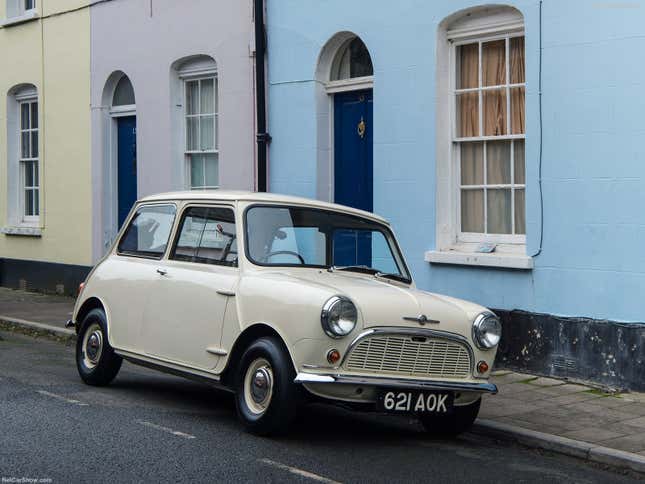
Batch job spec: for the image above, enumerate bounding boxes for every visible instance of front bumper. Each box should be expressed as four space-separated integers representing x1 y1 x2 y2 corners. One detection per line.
294 372 497 394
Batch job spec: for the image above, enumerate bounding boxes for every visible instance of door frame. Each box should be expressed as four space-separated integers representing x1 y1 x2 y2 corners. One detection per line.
105 104 137 246
325 77 373 204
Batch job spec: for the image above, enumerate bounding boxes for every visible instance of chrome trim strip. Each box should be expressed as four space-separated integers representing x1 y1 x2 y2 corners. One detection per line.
341 326 475 371
294 372 497 394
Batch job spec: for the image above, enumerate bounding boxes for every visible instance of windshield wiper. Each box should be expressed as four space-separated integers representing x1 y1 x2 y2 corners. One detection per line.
375 271 411 284
327 265 379 274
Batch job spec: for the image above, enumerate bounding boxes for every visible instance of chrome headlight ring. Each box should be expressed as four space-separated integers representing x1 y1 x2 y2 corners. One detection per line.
472 312 502 350
321 296 358 338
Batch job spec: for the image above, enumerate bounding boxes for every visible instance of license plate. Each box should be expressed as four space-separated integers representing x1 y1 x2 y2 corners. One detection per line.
377 390 453 414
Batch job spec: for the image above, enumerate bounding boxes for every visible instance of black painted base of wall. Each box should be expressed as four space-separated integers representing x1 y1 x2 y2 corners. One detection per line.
495 309 645 392
0 258 91 296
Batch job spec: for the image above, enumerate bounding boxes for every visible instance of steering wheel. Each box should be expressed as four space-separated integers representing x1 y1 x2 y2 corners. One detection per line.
263 250 305 264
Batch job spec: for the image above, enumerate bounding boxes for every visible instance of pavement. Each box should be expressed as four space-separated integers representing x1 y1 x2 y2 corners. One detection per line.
2 286 645 478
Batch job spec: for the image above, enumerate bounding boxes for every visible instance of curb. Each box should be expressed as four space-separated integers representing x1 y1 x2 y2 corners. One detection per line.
472 419 645 474
0 315 76 341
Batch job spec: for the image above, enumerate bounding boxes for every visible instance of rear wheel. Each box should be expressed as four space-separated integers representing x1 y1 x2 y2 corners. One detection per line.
76 308 122 386
235 337 299 436
419 398 481 437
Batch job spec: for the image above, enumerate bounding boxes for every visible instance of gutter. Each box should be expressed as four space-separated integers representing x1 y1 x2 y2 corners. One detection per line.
254 0 270 192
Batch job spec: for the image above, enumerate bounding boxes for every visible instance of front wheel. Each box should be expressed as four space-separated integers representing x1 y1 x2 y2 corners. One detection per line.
76 308 122 386
235 337 299 436
419 397 481 437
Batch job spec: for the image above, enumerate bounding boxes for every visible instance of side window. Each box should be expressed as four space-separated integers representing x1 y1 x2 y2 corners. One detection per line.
117 204 176 258
171 206 237 266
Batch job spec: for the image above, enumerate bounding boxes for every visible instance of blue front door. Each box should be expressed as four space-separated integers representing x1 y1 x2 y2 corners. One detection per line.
333 89 373 266
117 116 137 228
334 89 373 212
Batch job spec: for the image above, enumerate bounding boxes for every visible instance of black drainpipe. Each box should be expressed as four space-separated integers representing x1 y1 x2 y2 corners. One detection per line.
254 0 270 192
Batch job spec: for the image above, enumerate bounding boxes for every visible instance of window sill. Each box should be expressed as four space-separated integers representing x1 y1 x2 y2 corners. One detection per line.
0 10 39 28
425 248 533 270
1 226 42 237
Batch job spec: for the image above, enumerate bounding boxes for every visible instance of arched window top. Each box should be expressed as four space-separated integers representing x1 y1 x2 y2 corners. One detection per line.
444 5 523 40
330 37 373 81
112 76 135 107
176 55 217 79
9 83 37 101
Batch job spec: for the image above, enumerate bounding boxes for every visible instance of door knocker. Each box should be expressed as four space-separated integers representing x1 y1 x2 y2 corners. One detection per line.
357 116 366 139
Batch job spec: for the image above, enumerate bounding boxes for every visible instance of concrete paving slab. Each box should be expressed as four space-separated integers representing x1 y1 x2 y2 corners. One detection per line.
619 416 645 429
596 434 645 454
562 427 626 443
526 377 565 387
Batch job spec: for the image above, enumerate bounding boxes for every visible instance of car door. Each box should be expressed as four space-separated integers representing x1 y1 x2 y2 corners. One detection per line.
141 204 239 370
105 202 177 352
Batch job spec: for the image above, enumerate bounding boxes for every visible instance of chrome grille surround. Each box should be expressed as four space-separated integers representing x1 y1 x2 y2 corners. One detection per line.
343 329 473 379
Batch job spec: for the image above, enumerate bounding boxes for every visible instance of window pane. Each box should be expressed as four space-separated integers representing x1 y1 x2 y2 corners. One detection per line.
21 132 30 158
460 142 483 185
456 92 479 138
186 117 199 151
204 153 219 187
486 141 511 184
190 154 204 188
457 43 478 89
200 78 215 114
112 76 135 106
514 139 525 184
25 189 34 216
185 81 199 115
33 189 39 216
31 131 38 158
200 115 215 150
196 208 237 265
172 209 207 261
461 189 484 233
510 36 525 84
30 102 38 128
483 88 507 136
487 189 512 234
24 161 34 187
515 189 525 234
482 40 506 87
349 37 374 78
117 204 177 257
511 86 525 134
21 104 29 130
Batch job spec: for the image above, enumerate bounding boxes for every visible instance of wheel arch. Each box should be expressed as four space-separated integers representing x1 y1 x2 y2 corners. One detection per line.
75 296 110 336
221 322 296 387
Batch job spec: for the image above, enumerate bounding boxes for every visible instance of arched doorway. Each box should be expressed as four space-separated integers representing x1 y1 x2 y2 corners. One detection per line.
316 33 374 213
110 75 137 228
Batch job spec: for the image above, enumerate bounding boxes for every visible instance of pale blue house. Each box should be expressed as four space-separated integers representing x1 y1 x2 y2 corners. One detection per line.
265 0 645 389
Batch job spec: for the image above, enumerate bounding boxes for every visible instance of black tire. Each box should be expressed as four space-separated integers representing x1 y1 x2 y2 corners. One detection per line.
419 397 481 437
76 308 122 386
234 336 299 436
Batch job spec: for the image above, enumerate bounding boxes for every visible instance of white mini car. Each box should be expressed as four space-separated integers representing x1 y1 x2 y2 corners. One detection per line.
70 191 500 435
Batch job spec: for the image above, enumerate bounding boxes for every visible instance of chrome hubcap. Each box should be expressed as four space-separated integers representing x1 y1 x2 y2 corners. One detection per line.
244 358 274 415
82 323 103 369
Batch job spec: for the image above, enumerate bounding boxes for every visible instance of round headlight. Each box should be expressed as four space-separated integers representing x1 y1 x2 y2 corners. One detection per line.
321 296 357 338
472 312 502 349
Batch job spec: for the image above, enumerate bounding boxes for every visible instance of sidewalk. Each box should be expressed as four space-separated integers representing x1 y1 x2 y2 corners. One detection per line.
1 287 645 472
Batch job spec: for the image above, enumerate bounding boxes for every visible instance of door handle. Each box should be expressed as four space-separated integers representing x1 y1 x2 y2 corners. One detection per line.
156 268 168 276
216 290 235 297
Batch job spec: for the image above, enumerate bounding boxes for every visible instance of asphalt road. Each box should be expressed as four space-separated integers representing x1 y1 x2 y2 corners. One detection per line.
0 330 642 484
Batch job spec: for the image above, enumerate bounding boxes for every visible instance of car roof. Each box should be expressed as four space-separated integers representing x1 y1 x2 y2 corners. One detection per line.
138 190 389 224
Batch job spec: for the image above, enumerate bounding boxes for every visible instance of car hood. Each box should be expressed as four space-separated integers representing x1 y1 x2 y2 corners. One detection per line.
264 269 488 338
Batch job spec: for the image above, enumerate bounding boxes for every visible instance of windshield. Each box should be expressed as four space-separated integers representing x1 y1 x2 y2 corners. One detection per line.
245 205 411 282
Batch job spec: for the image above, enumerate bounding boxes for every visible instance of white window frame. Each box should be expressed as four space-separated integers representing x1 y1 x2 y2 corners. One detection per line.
428 8 532 269
18 97 39 223
451 31 526 245
181 71 219 190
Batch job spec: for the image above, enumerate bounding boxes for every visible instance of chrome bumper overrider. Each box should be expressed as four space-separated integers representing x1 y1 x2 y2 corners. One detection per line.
294 372 498 394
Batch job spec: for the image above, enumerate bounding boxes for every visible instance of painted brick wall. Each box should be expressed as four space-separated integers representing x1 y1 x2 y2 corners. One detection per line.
267 0 645 323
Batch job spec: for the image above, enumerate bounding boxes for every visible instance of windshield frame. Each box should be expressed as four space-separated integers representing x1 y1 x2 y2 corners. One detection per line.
243 203 412 283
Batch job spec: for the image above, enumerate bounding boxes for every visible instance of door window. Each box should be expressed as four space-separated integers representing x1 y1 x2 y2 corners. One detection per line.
171 206 237 266
117 204 176 258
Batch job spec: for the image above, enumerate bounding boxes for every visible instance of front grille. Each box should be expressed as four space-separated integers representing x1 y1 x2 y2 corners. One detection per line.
344 334 472 378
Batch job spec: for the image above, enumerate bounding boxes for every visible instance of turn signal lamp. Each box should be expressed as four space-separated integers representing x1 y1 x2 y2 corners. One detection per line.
477 360 489 374
327 349 341 365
